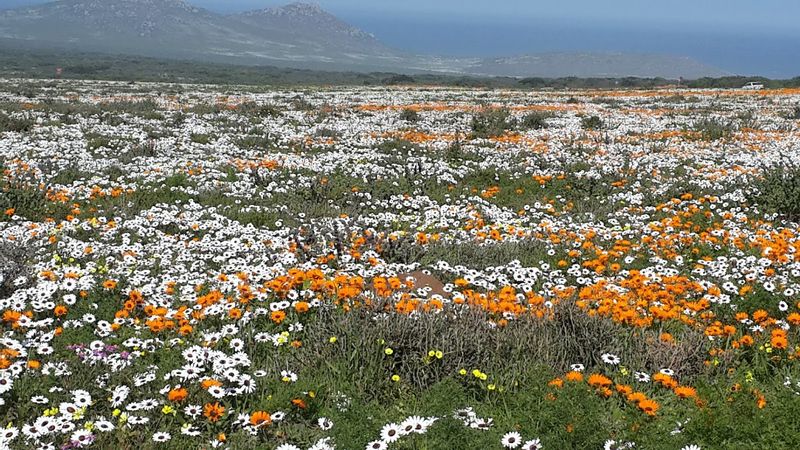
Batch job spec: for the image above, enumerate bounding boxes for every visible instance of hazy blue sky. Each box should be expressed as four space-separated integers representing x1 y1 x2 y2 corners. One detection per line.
3 0 800 76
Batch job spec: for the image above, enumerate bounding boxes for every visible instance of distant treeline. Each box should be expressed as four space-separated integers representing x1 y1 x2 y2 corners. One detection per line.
0 42 797 89
684 76 800 89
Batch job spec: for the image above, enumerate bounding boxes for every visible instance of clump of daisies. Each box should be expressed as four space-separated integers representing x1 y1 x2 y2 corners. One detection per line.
365 416 438 449
501 431 543 450
453 407 493 430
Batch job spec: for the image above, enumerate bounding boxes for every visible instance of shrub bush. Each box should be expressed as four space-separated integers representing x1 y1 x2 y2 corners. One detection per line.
520 111 552 130
470 108 515 138
750 153 800 221
580 115 603 130
689 117 737 141
237 101 282 118
190 133 211 144
399 108 420 123
0 241 33 299
0 112 34 133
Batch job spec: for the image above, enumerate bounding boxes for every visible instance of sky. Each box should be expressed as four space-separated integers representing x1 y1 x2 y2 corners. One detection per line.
3 0 800 77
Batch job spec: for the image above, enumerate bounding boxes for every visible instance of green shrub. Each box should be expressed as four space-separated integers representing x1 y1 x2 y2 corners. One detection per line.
580 115 603 130
118 140 158 163
236 101 282 118
399 108 420 123
315 128 340 138
85 134 113 151
190 133 211 144
520 111 552 130
688 117 737 141
235 135 274 150
470 108 515 138
0 113 34 133
750 154 800 221
0 241 33 299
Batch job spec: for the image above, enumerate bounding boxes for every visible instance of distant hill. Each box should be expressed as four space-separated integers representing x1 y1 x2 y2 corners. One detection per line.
0 0 728 78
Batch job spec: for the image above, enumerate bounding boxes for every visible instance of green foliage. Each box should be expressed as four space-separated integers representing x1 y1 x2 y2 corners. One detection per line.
234 134 274 150
398 108 420 123
48 166 93 186
315 128 341 139
0 177 70 222
749 153 800 221
580 115 604 130
190 133 211 144
0 112 34 132
686 76 795 89
117 139 158 163
519 111 552 130
237 100 282 118
0 241 32 298
470 108 515 138
688 117 737 141
382 74 416 85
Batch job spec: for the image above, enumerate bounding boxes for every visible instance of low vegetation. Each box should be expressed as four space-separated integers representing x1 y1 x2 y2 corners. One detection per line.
1 79 800 449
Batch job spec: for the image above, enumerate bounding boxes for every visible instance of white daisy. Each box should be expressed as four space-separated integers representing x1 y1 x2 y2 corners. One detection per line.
152 432 171 442
380 423 402 443
521 438 543 450
601 353 621 365
501 431 522 448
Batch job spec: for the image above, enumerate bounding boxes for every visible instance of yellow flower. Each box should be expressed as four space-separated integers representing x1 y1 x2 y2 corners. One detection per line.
391 374 400 382
111 409 121 417
83 422 94 431
162 405 176 416
472 369 482 378
479 373 488 381
329 336 337 343
428 350 436 357
459 369 467 376
435 350 443 359
72 407 86 421
487 384 496 391
384 348 394 355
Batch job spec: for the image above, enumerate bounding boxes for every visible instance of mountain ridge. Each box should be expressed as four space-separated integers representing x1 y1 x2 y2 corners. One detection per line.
0 0 728 78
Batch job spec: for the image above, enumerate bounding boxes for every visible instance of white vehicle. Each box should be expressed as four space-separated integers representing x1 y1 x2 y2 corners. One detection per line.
742 82 764 90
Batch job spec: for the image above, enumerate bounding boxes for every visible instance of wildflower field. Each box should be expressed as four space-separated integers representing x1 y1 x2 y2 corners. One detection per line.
2 79 800 449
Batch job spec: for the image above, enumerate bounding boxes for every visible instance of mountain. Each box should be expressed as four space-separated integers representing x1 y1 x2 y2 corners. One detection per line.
0 0 405 71
228 2 402 67
0 0 727 78
0 0 259 63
